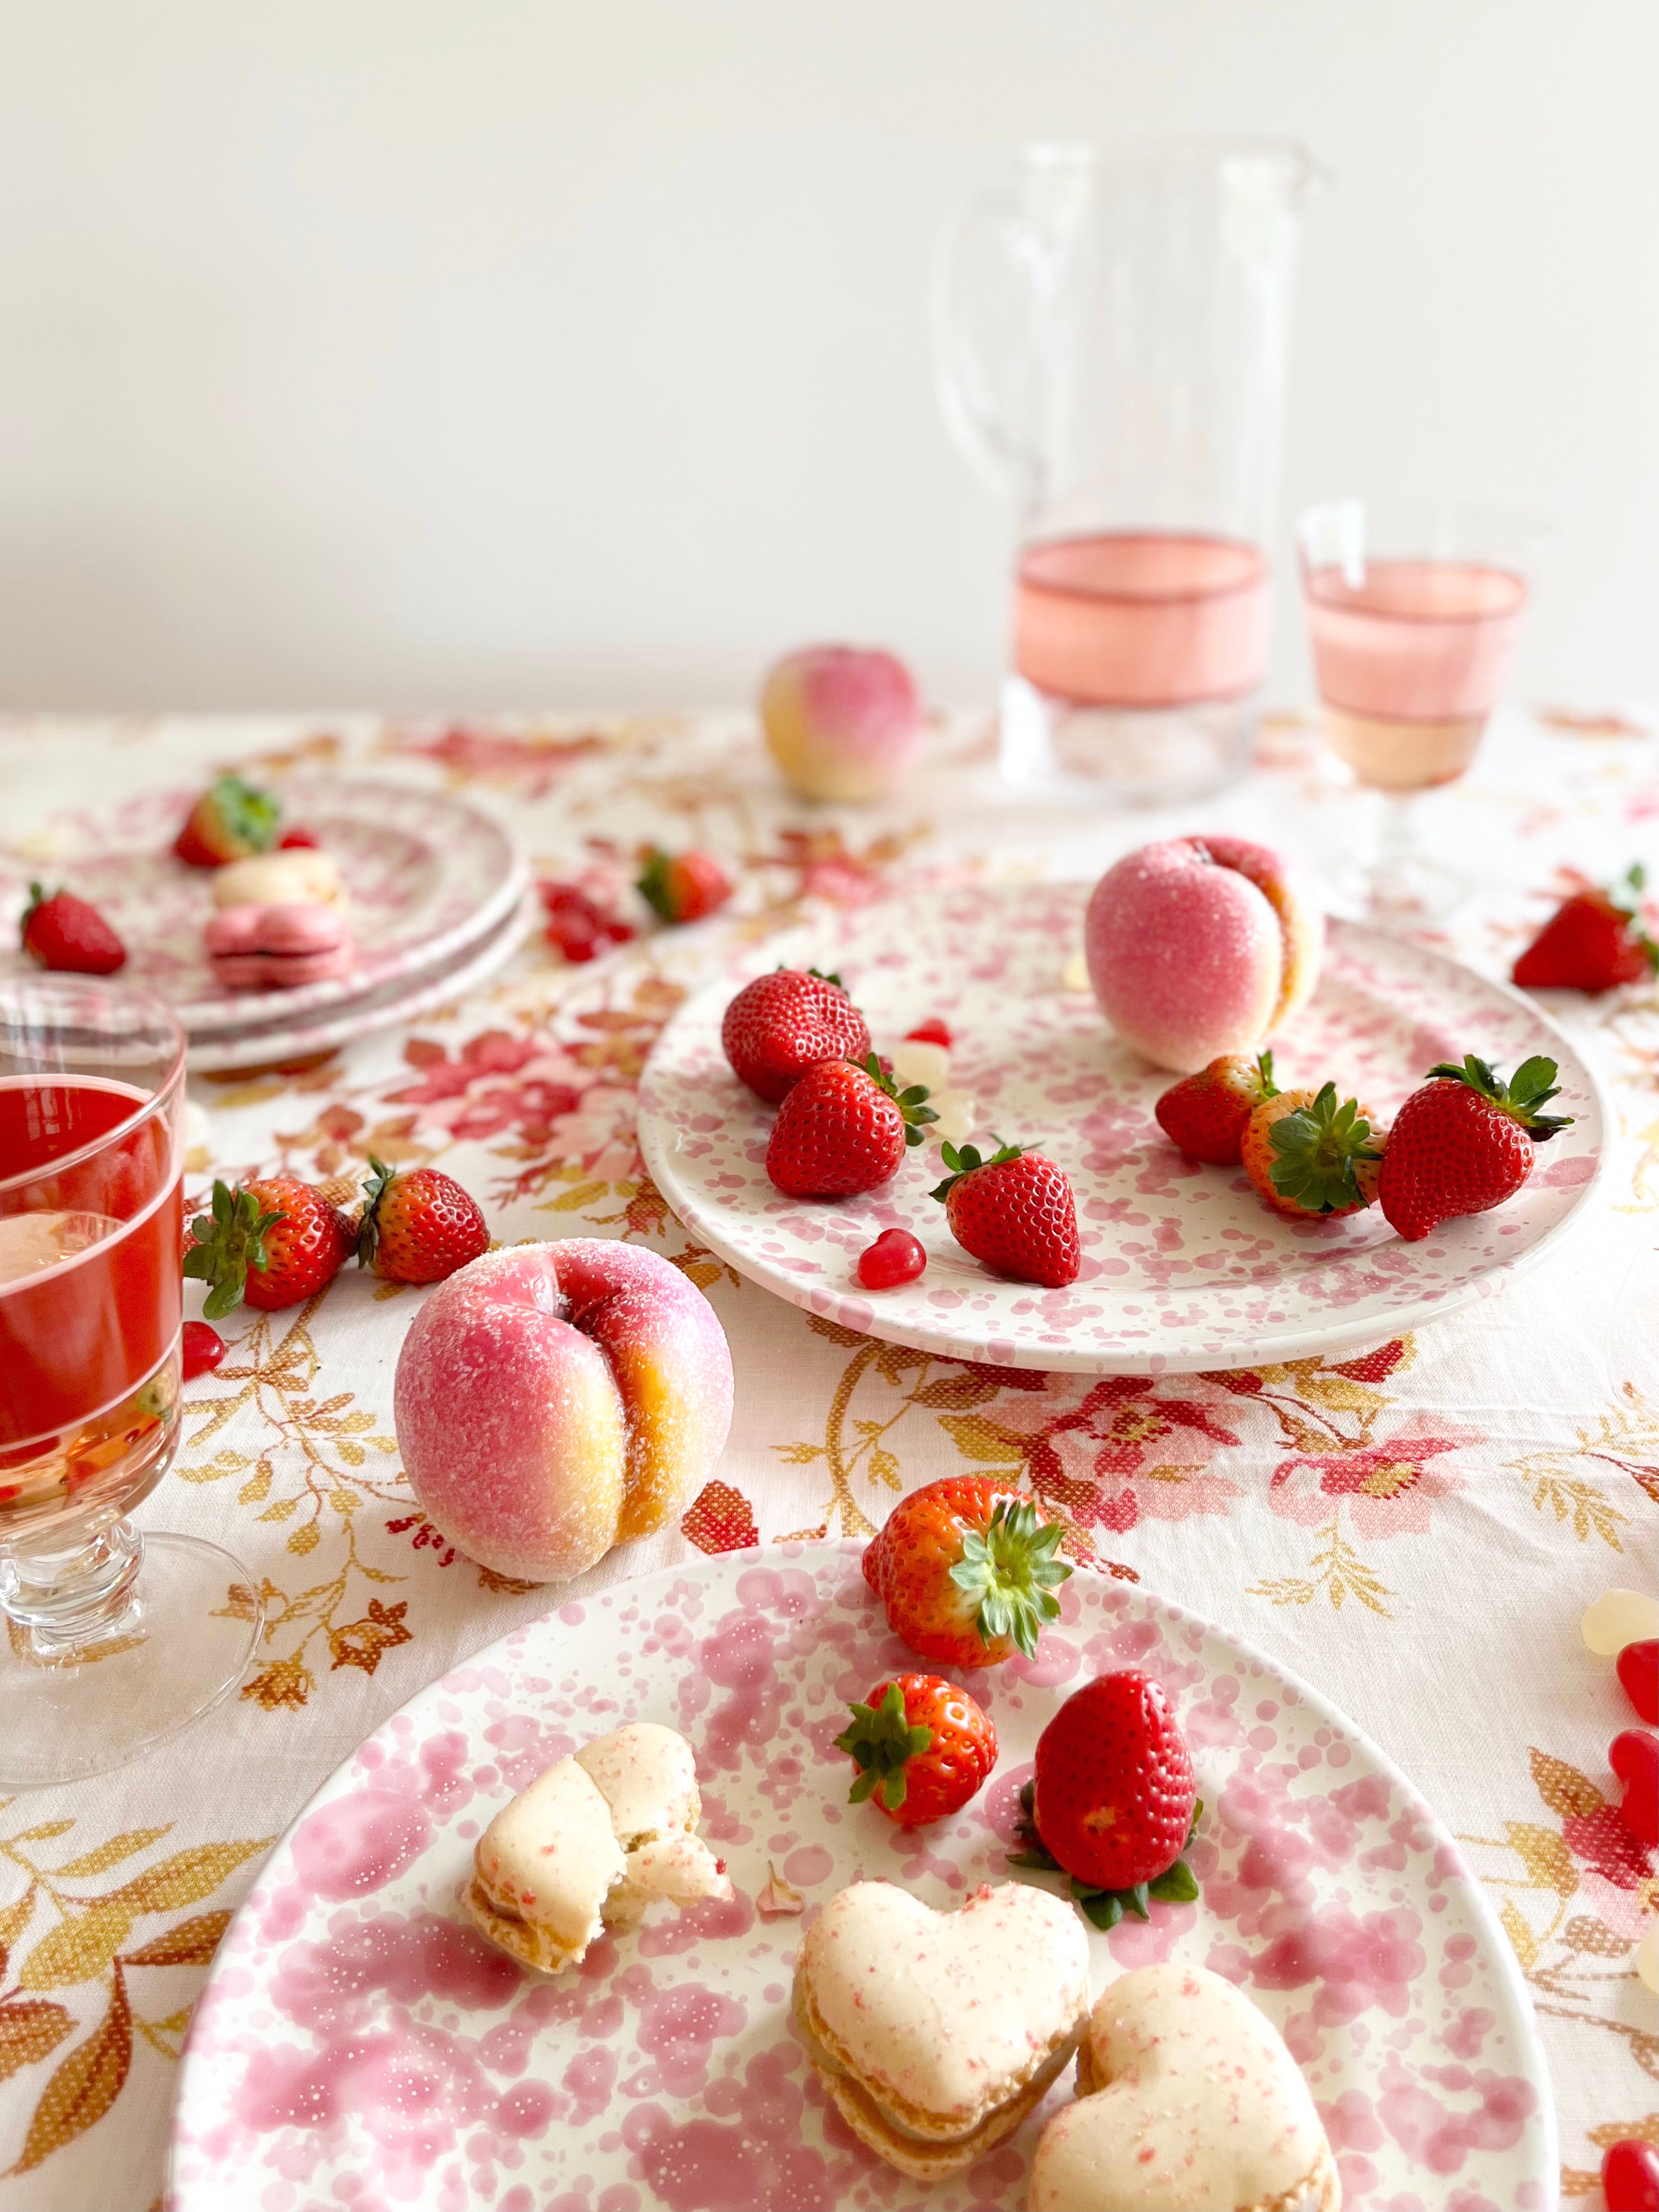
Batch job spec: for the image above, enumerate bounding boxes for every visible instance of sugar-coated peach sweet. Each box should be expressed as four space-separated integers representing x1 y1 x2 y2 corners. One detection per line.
1084 835 1324 1073
393 1241 734 1582
760 644 924 803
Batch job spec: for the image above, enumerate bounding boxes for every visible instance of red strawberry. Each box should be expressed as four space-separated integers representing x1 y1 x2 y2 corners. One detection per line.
19 883 127 975
863 1477 1071 1670
638 846 732 924
356 1156 489 1283
930 1139 1079 1288
1240 1082 1384 1219
1030 1670 1198 1897
835 1674 997 1829
765 1054 935 1198
183 1177 354 1317
278 826 319 849
1378 1054 1571 1242
173 774 281 867
1512 866 1658 992
722 967 872 1104
1155 1051 1278 1165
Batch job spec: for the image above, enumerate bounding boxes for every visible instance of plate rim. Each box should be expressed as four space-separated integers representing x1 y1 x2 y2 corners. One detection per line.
637 890 1610 1374
180 779 529 1032
166 1537 1559 2210
184 888 539 1074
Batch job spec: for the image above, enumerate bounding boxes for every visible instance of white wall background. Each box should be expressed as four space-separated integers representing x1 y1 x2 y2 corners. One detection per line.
0 0 1654 715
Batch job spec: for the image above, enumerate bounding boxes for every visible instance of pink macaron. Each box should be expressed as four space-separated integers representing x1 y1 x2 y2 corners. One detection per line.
206 902 355 991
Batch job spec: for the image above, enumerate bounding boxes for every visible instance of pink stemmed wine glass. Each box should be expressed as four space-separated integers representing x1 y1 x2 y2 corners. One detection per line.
1298 500 1547 922
0 977 262 1786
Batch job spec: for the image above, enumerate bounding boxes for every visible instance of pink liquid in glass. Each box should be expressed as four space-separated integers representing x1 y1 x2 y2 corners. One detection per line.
1013 532 1271 709
0 1076 182 1534
1304 558 1528 790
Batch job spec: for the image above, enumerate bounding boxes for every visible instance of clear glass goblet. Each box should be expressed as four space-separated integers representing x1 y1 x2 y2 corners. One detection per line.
1298 499 1547 923
0 977 262 1787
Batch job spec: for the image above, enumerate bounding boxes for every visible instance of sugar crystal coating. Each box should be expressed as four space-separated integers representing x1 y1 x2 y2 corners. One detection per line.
394 1240 734 1582
1084 837 1323 1073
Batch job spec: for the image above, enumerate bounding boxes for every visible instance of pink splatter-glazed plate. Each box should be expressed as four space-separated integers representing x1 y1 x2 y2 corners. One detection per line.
183 889 541 1075
637 881 1606 1373
0 778 527 1035
166 1544 1556 2212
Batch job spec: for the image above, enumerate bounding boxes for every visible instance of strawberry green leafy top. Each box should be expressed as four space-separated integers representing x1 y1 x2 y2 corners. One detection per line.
948 1496 1071 1659
834 1683 935 1813
1266 1084 1381 1214
1425 1054 1573 1140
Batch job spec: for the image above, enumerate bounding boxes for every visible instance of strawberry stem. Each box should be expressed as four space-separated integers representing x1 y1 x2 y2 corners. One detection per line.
834 1683 934 1812
929 1136 1024 1201
1266 1084 1381 1213
1424 1054 1573 1141
1007 1782 1202 1928
355 1156 397 1268
947 1496 1071 1659
181 1179 284 1321
858 1053 938 1147
636 848 676 921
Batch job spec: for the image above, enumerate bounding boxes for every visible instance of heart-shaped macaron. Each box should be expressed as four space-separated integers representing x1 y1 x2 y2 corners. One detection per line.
1029 1962 1339 2212
793 1879 1090 2179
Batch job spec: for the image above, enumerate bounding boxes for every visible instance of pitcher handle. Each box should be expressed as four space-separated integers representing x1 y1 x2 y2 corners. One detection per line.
930 188 1045 509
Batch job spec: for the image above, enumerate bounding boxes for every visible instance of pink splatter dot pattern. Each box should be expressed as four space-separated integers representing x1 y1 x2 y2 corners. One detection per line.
637 883 1605 1375
170 1544 1553 2212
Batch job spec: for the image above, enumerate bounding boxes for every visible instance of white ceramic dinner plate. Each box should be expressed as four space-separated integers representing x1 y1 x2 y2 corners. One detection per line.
0 776 528 1034
637 881 1606 1373
168 1543 1556 2212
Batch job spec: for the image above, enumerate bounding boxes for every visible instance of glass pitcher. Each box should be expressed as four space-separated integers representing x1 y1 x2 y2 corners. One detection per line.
935 139 1322 804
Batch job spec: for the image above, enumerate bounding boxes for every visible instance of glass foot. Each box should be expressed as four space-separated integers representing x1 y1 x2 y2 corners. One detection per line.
0 1531 263 1788
999 675 1255 806
1327 849 1473 927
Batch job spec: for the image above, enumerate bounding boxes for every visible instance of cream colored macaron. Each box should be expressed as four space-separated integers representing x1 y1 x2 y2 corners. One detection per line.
461 1721 730 1975
211 848 345 909
793 1880 1090 2181
1029 1962 1340 2212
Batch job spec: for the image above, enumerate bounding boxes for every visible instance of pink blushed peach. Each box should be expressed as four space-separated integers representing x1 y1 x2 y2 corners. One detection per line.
759 644 924 803
1085 835 1324 1072
393 1241 734 1583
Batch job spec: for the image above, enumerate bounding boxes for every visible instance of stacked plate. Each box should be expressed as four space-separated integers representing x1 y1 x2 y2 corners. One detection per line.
1 779 534 1071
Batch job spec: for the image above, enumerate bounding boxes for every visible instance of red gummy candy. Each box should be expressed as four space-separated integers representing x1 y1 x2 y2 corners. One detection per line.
181 1320 227 1381
1604 2138 1659 2212
1617 1638 1659 1724
905 1018 952 1049
1609 1728 1658 1847
857 1228 927 1291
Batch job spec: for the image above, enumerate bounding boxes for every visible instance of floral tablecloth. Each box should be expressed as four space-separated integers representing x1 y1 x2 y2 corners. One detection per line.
0 704 1653 2212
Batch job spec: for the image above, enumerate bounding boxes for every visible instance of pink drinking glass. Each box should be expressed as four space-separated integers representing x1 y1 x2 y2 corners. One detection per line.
1298 500 1546 921
0 978 262 1785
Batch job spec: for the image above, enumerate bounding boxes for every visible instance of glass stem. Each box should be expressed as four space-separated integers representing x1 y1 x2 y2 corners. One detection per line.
1370 790 1420 911
0 1519 143 1663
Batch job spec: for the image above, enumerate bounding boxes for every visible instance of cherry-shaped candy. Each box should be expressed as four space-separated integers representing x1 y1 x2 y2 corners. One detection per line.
857 1228 927 1291
1617 1638 1659 1724
181 1320 227 1381
1603 2137 1659 2212
1609 1728 1658 1847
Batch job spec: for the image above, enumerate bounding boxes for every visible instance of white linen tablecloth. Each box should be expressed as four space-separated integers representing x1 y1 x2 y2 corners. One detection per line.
0 704 1653 2210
